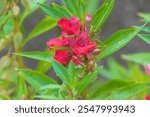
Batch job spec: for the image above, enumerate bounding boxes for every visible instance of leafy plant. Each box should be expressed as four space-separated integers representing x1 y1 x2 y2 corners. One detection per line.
0 0 149 100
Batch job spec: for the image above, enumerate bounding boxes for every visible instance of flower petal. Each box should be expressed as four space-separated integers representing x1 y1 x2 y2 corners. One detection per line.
58 16 81 35
47 38 63 47
54 50 71 65
73 42 97 56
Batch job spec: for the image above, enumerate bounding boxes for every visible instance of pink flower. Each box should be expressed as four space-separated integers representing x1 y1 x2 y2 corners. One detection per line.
145 95 150 100
58 16 81 35
146 64 150 76
86 13 92 22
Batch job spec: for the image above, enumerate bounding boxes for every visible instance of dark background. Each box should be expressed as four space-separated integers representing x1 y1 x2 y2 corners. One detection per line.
1 0 150 69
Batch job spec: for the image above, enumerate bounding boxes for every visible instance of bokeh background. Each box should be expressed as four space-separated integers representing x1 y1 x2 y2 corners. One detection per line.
1 0 150 69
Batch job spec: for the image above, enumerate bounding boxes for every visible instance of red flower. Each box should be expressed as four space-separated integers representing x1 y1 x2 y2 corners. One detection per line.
47 16 97 65
145 95 150 100
58 16 81 35
47 38 63 47
54 50 72 65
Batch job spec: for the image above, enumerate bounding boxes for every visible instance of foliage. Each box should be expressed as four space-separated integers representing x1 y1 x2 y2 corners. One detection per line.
137 13 150 45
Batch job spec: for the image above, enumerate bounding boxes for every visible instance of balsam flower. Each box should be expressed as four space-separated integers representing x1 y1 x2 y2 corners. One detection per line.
47 16 97 65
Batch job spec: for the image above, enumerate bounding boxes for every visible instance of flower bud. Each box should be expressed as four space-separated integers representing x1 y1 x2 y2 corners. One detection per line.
146 64 150 76
86 13 92 22
13 31 23 50
12 5 20 16
93 48 101 55
0 56 12 71
88 61 94 69
0 38 10 51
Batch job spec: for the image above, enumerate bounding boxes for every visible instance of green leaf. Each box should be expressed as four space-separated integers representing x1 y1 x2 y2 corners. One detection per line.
96 28 139 61
37 61 52 73
76 68 100 95
64 0 80 18
0 16 7 26
85 0 100 15
30 0 48 11
91 79 150 100
3 18 14 35
35 95 60 100
0 31 5 39
87 79 105 98
136 26 150 33
23 16 57 46
20 0 48 24
138 13 150 22
18 69 57 89
138 34 150 44
39 4 65 18
0 79 11 85
14 51 53 63
52 60 70 86
36 49 52 73
0 38 10 51
0 95 11 100
52 2 72 19
122 53 150 66
106 82 150 100
91 0 115 33
78 0 86 22
16 77 27 100
39 84 61 91
100 58 127 80
68 61 75 84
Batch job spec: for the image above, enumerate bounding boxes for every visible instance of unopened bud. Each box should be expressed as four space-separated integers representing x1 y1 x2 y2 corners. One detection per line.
12 5 20 16
13 32 23 50
93 48 101 55
0 56 12 71
86 13 92 22
88 61 94 69
72 55 78 60
146 64 150 76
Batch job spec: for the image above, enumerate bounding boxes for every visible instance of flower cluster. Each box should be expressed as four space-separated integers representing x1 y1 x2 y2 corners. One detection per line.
47 16 97 65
